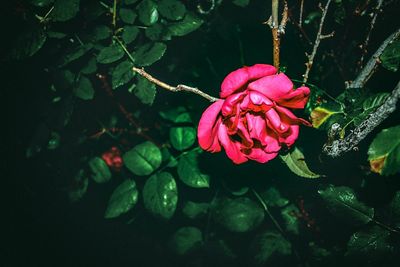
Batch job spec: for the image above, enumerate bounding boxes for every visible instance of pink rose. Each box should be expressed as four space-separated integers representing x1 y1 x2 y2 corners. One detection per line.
197 64 311 164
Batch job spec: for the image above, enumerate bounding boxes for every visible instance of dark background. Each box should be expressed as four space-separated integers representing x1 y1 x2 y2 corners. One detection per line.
10 0 400 266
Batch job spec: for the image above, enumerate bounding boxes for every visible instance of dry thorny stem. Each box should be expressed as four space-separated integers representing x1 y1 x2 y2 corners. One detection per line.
302 0 334 84
132 67 219 102
324 28 400 157
299 0 304 27
347 28 400 89
266 0 288 69
358 0 384 69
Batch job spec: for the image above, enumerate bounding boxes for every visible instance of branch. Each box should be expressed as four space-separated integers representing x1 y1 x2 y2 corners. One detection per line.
347 28 400 89
299 0 304 27
271 0 280 68
132 67 219 102
302 0 333 84
358 0 383 68
323 80 400 157
266 0 288 69
115 37 219 102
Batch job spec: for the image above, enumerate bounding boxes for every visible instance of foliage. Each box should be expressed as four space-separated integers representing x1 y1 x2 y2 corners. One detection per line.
368 125 400 175
12 0 400 266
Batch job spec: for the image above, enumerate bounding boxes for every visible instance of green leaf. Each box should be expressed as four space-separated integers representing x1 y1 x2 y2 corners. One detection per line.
170 127 196 151
347 226 394 258
249 231 292 266
177 150 210 188
390 191 400 224
363 93 389 111
214 197 264 232
74 76 94 100
91 25 111 41
145 23 172 41
10 27 47 60
168 227 202 255
281 204 300 235
380 37 400 72
310 102 343 129
351 92 390 126
280 147 321 178
133 42 167 66
182 201 209 219
134 76 157 105
47 31 67 39
59 43 93 67
318 185 374 226
104 179 139 218
120 8 137 24
54 69 75 90
261 187 289 208
52 0 80 22
158 0 186 21
81 57 97 74
88 157 111 183
123 141 161 176
68 170 88 202
169 13 203 37
159 107 190 122
121 26 139 44
368 125 400 175
142 172 178 219
137 0 159 26
97 44 124 64
161 147 178 167
31 0 54 7
111 60 134 89
233 0 250 7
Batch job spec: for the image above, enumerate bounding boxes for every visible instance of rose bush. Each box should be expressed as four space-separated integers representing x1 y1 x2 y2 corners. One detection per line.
197 64 311 164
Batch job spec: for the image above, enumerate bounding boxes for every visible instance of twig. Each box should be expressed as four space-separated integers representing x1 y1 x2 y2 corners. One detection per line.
373 218 400 235
279 0 289 34
299 0 304 26
323 80 400 157
288 9 313 45
132 67 219 102
115 37 219 102
302 0 333 84
347 28 400 89
271 0 280 68
252 189 285 234
95 73 159 145
112 0 117 28
252 189 303 265
358 0 384 68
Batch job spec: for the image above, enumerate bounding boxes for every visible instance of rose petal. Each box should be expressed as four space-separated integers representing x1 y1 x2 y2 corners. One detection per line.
221 92 246 117
198 100 224 151
246 113 281 152
248 73 310 109
276 86 311 109
237 120 253 148
245 148 278 163
264 128 281 153
246 64 277 80
266 108 289 133
208 118 223 152
278 125 299 147
220 68 249 98
248 72 293 97
275 106 311 126
218 123 248 164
